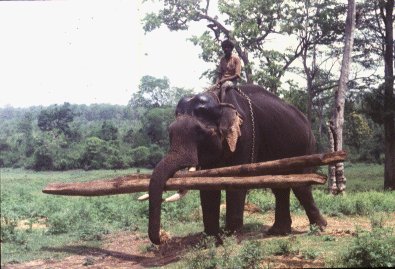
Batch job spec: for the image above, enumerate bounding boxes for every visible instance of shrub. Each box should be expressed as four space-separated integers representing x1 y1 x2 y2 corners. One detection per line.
129 146 150 167
268 237 299 256
302 248 319 260
185 237 219 269
1 216 26 244
236 240 265 269
247 190 275 213
47 212 70 235
340 228 395 268
32 145 53 171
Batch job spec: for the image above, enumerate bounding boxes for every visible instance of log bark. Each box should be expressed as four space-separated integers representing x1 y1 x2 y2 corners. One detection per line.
42 173 327 196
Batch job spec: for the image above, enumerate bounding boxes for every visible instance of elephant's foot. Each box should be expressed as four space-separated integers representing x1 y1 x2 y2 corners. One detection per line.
311 215 328 231
267 223 292 236
203 232 224 246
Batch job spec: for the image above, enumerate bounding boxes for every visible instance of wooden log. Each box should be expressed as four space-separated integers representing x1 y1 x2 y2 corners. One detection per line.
42 173 326 196
84 151 345 180
42 151 344 196
174 150 346 178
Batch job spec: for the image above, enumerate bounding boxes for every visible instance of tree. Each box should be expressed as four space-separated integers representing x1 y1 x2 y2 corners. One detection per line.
328 0 356 194
143 0 336 93
129 75 194 109
130 76 171 108
37 103 75 138
17 112 35 157
99 121 118 141
142 107 175 148
354 0 394 190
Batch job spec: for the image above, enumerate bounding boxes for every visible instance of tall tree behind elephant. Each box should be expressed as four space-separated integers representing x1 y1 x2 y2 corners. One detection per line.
147 84 327 245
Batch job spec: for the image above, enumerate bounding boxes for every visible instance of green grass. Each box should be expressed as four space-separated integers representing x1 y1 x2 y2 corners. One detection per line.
1 168 151 264
1 163 394 267
315 162 384 192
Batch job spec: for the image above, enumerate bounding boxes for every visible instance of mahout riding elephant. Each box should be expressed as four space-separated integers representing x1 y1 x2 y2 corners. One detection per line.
147 84 327 245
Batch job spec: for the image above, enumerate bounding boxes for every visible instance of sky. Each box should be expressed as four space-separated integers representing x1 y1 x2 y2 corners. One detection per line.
0 0 213 108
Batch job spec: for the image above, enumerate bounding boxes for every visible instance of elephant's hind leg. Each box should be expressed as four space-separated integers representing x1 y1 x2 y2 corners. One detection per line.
267 188 292 235
292 186 327 230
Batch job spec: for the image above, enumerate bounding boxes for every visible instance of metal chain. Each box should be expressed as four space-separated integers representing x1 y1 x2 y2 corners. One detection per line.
236 88 256 163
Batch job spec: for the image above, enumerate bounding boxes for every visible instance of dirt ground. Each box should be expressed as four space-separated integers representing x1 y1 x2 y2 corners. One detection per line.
3 210 394 269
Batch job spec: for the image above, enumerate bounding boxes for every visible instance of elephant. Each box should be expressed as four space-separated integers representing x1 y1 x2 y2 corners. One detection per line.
147 84 327 245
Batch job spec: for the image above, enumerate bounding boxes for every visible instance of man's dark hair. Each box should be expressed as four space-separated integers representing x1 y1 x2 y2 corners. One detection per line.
221 39 234 49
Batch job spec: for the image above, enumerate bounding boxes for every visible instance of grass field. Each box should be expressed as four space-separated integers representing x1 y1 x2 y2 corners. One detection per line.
1 164 394 268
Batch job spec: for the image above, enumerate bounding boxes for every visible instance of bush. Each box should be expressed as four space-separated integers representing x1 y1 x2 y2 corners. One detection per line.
47 212 70 234
129 146 150 167
32 145 53 171
184 237 265 269
1 216 26 244
268 237 299 256
236 240 265 269
340 228 395 268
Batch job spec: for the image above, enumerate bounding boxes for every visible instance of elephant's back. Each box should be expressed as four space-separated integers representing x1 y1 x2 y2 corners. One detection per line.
238 84 315 160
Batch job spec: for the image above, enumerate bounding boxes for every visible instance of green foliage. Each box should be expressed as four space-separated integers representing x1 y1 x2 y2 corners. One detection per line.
311 190 395 216
1 217 27 245
81 137 125 170
268 237 300 256
37 102 75 138
142 107 174 147
0 75 197 171
344 112 372 149
236 240 265 269
302 248 319 260
129 75 193 109
339 228 395 268
32 145 54 171
1 167 394 266
99 121 118 141
184 237 265 269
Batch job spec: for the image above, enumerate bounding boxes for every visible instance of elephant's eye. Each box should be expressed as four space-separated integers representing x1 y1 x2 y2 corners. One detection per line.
194 106 207 117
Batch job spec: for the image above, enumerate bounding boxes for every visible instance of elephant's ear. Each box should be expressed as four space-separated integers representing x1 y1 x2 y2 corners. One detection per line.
219 104 243 152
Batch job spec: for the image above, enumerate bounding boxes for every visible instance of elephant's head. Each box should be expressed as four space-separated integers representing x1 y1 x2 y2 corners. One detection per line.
148 92 243 244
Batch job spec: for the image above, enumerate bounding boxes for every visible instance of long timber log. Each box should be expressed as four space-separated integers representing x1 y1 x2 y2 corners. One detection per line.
42 173 327 196
42 151 345 196
174 151 346 178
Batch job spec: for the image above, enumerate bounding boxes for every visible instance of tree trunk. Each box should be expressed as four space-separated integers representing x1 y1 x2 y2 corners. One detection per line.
327 122 337 193
328 0 356 194
383 0 395 190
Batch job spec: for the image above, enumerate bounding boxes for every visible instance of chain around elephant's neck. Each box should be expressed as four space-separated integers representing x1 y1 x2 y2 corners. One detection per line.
235 87 256 163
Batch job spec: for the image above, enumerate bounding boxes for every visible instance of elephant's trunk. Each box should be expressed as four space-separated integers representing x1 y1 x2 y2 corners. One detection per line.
148 151 197 245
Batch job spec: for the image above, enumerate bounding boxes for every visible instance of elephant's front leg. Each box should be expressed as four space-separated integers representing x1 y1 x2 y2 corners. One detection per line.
225 190 247 233
200 190 221 236
268 188 292 235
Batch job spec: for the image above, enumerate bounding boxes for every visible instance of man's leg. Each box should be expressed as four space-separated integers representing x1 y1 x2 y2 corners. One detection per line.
220 81 235 101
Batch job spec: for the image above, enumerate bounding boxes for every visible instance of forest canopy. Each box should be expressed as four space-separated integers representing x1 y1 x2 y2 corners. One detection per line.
0 73 383 171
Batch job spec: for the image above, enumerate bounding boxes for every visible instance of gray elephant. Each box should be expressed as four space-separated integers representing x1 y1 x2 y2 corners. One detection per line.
147 84 327 245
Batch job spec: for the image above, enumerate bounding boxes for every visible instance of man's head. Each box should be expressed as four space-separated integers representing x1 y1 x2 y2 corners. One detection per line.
221 39 234 50
221 39 234 57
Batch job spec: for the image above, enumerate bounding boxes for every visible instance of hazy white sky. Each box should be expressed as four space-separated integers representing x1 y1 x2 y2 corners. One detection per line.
0 0 212 108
